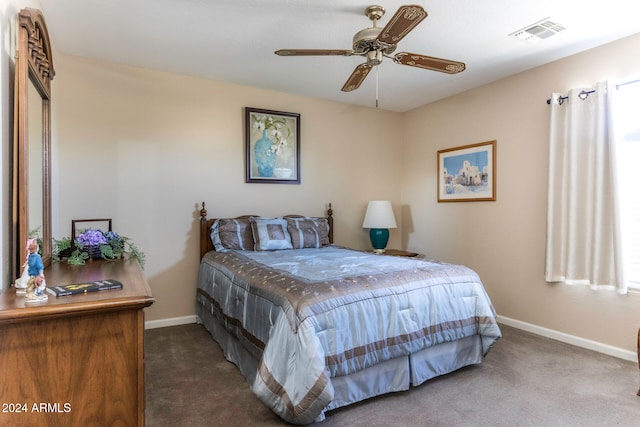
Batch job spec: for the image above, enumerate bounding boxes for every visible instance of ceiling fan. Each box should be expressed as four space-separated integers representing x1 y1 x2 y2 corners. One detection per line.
275 4 466 93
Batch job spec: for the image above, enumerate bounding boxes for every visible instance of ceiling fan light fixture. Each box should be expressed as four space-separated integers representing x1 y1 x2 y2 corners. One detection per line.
353 27 389 54
367 50 383 66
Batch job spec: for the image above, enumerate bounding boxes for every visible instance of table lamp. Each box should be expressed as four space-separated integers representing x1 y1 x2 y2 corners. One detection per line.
362 200 397 254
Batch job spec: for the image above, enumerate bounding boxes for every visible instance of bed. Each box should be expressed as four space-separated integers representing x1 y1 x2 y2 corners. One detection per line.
195 202 501 424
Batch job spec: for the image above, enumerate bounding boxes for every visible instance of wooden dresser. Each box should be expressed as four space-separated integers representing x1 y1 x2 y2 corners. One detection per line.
0 259 155 426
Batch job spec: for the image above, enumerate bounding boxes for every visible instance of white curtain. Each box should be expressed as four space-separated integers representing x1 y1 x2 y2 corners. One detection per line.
545 81 627 293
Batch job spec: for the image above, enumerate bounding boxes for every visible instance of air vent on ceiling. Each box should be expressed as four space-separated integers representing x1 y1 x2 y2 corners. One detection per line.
509 18 565 42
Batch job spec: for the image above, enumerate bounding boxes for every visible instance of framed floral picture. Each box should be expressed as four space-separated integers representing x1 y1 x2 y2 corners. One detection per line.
437 140 496 202
245 107 300 184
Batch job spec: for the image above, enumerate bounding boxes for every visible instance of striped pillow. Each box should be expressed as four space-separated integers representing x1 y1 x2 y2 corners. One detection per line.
286 217 330 249
250 218 293 251
210 218 255 252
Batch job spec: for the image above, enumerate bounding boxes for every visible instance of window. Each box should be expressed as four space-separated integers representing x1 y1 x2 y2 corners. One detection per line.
613 79 640 289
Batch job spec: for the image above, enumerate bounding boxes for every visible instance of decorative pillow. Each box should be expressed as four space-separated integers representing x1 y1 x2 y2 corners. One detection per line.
286 217 330 249
210 218 255 252
250 218 293 251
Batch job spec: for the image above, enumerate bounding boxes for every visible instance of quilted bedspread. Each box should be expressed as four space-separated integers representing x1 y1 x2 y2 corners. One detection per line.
196 246 501 424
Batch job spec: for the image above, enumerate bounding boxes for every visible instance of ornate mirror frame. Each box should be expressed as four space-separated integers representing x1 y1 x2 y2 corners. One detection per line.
13 8 55 276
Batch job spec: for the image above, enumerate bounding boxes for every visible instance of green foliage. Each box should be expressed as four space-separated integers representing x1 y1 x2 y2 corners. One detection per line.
52 231 146 269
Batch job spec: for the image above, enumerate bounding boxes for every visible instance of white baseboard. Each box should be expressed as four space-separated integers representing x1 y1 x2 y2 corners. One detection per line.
143 313 636 362
145 315 197 330
497 315 637 362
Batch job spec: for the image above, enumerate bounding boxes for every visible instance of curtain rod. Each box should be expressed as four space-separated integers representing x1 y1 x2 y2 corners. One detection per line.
617 78 640 88
545 78 640 105
546 90 594 105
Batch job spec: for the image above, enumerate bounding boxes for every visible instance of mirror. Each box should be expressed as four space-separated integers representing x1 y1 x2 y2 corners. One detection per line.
13 8 55 277
28 81 43 241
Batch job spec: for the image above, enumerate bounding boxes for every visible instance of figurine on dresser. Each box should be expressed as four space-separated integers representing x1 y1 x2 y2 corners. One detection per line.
13 256 30 295
23 238 48 303
13 238 37 294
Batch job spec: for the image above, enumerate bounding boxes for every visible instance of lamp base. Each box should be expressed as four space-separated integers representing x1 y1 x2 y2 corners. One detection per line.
372 248 386 255
369 228 389 253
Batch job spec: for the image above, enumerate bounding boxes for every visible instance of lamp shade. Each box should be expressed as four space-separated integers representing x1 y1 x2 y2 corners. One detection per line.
362 201 397 229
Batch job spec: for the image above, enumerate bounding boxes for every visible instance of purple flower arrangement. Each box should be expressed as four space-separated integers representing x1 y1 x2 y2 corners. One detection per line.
53 229 145 268
75 229 108 246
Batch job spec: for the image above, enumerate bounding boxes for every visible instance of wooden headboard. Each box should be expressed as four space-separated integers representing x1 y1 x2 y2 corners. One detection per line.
198 202 334 259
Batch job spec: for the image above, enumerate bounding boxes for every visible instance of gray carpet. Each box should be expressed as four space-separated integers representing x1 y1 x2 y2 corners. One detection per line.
144 323 640 426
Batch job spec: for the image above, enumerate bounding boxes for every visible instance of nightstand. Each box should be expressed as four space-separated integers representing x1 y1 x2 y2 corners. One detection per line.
379 249 419 257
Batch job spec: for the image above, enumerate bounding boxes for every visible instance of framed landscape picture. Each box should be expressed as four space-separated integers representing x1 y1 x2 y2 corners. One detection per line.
437 140 496 202
245 107 300 184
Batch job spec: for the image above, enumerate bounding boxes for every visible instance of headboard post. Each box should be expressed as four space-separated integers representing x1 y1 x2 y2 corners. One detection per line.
327 202 333 244
199 202 209 259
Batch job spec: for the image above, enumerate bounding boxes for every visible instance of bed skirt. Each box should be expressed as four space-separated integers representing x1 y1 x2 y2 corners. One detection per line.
196 301 484 422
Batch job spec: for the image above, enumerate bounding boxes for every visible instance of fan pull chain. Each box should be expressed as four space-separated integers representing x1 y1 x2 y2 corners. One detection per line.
375 66 379 108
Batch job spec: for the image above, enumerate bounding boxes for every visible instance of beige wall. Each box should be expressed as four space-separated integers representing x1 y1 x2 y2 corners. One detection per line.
53 55 403 322
3 1 638 354
402 33 640 352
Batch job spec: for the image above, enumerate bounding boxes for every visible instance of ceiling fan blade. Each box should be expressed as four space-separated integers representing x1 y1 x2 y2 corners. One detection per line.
393 52 466 74
275 49 354 56
341 63 372 92
377 5 427 45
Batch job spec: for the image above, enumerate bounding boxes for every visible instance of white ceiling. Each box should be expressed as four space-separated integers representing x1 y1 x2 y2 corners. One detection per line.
40 0 640 112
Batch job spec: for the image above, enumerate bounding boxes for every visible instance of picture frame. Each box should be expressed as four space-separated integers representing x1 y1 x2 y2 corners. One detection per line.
245 107 300 184
58 218 113 259
437 140 496 202
71 218 112 249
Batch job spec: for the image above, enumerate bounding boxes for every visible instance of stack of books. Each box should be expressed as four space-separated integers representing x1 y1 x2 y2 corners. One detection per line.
47 279 123 297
